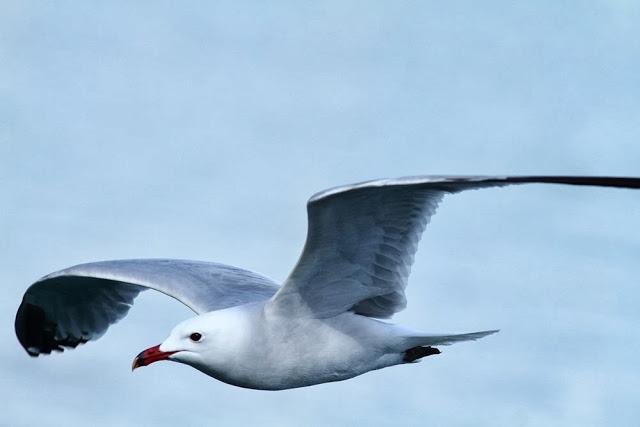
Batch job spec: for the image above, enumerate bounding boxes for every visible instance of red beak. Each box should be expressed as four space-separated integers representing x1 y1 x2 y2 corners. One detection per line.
132 344 177 370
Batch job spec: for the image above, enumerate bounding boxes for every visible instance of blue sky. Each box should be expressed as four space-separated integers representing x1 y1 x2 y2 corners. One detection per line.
2 1 640 425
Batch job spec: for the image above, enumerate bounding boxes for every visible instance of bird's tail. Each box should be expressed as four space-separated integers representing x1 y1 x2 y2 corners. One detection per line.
402 329 499 348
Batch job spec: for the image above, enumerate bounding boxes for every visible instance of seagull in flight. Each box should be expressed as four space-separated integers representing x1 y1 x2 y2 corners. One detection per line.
15 176 640 390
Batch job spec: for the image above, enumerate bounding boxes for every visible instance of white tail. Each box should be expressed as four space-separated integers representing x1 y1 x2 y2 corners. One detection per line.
403 329 499 348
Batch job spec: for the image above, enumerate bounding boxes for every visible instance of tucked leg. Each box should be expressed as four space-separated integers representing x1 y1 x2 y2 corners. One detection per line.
403 346 441 362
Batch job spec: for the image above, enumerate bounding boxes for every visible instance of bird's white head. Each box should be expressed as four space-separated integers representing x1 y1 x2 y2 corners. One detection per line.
131 309 247 374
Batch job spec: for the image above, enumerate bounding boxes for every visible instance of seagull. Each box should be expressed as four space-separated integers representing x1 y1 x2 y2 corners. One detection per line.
14 175 640 390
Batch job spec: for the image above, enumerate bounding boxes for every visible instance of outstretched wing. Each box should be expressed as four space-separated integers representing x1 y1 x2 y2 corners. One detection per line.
15 259 279 356
269 175 640 319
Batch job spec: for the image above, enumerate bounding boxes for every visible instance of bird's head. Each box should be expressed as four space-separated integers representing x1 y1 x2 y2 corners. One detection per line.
131 313 226 372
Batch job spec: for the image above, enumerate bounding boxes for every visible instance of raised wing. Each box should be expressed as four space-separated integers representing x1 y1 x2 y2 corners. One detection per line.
269 175 640 319
15 259 279 356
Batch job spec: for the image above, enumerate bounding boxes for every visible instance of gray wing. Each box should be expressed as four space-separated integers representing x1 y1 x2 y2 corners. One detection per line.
15 259 279 356
269 175 640 319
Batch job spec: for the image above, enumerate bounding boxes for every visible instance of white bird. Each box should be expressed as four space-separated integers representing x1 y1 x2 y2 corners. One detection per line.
15 175 640 390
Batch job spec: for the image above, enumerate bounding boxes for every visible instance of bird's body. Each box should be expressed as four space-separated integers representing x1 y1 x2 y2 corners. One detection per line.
14 175 640 390
180 303 402 390
161 301 490 390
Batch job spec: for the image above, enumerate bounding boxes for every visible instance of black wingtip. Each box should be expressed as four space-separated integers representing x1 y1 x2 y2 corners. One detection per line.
15 301 64 357
505 176 640 189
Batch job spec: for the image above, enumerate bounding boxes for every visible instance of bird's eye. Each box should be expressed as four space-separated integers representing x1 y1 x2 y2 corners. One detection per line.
189 332 202 342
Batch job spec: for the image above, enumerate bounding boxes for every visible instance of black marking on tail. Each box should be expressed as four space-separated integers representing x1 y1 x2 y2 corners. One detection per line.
403 346 441 362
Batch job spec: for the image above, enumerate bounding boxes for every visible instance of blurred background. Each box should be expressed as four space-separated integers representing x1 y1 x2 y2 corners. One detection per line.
1 1 639 426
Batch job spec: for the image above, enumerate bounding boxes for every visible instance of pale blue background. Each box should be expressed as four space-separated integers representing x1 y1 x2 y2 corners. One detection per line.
2 1 640 426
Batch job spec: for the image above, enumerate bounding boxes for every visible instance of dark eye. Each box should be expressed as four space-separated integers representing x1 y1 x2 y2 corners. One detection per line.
189 332 202 342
